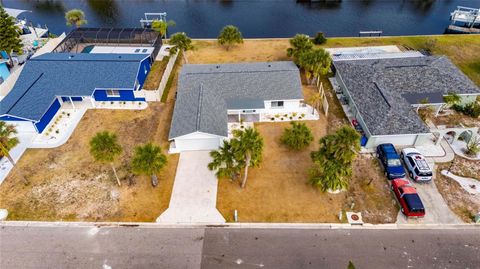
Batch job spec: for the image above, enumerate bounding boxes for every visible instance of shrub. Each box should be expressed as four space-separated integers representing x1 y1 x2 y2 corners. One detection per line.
280 121 314 150
271 118 275 121
453 102 480 118
312 32 327 45
465 137 480 156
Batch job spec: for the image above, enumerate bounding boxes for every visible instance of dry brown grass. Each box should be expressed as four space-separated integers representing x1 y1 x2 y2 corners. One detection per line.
0 82 180 222
142 57 170 90
436 159 480 223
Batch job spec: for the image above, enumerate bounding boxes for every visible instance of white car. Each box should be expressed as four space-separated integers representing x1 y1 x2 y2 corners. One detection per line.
400 148 433 182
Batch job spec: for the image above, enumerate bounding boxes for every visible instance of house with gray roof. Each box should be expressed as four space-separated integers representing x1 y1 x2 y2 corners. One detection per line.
333 55 480 149
0 52 152 134
169 61 313 152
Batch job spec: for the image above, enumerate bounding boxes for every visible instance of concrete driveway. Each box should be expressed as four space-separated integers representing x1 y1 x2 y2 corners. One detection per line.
157 151 225 224
396 162 462 224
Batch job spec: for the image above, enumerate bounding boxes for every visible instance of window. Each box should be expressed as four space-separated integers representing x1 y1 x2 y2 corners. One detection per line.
387 158 402 167
142 49 148 53
407 157 415 167
134 49 140 53
106 89 120 97
271 101 284 108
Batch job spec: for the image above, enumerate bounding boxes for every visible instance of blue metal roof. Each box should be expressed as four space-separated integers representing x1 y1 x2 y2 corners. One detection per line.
0 53 148 121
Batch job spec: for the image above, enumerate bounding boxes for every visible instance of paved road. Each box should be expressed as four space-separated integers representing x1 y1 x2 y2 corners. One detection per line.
1 224 479 269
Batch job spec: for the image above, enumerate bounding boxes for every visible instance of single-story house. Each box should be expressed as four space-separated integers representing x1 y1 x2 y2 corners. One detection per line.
333 55 480 149
169 61 310 152
0 52 152 133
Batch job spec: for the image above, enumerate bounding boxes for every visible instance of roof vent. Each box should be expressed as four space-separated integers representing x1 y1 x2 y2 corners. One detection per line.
268 64 271 67
118 56 122 59
216 65 220 69
68 55 74 59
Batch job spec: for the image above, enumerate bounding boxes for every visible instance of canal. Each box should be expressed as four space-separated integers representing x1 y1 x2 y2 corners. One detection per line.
2 0 479 37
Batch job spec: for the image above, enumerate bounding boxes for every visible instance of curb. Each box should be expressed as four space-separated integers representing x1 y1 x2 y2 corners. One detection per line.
2 221 479 230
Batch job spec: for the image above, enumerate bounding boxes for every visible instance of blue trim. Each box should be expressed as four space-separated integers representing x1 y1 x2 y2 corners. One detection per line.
93 89 145 102
35 98 61 133
136 57 151 90
0 115 28 121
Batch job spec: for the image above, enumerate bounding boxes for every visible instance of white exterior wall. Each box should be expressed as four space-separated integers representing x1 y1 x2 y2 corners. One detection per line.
172 132 226 152
365 133 431 149
10 121 37 133
263 100 302 111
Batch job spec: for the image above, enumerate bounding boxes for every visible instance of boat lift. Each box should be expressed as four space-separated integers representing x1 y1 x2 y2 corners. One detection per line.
140 12 167 29
450 6 479 28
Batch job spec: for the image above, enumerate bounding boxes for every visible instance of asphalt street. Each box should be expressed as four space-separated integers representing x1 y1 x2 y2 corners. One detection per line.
1 224 479 269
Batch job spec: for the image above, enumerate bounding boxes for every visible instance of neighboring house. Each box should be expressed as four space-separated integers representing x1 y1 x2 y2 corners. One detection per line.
169 61 312 152
0 52 151 133
333 55 480 149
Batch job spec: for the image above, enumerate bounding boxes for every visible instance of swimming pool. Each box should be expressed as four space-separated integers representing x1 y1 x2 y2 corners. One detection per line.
0 63 10 84
81 45 95 53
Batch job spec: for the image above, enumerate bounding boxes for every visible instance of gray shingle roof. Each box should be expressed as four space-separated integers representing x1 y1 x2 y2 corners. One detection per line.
0 53 148 121
169 61 303 139
334 56 480 136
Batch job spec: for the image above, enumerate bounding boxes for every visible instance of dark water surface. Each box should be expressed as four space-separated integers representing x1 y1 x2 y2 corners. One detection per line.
2 0 479 37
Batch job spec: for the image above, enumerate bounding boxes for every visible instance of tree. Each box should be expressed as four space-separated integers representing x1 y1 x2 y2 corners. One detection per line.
218 25 243 50
286 34 313 64
0 121 19 165
152 19 176 40
168 32 193 63
312 32 327 45
208 140 241 181
131 143 167 187
310 126 360 192
231 128 264 188
65 9 87 28
89 131 122 186
281 121 314 150
309 91 322 115
0 7 23 66
298 48 332 84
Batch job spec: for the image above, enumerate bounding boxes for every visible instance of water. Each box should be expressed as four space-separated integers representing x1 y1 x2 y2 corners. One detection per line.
2 0 479 38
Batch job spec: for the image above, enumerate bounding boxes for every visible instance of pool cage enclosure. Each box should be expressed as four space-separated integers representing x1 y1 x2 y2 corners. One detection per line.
53 28 162 59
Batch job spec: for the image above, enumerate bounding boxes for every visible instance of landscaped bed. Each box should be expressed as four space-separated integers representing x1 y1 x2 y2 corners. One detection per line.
0 84 180 222
436 158 480 223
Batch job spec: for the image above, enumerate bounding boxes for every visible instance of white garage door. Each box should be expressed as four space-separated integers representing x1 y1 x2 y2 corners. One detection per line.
176 138 221 151
11 121 37 133
373 135 418 147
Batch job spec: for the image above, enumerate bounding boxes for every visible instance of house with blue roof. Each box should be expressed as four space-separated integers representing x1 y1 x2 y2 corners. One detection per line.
0 52 152 133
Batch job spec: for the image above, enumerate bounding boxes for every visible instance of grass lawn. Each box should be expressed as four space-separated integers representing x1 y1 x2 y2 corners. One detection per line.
0 78 180 222
142 56 170 90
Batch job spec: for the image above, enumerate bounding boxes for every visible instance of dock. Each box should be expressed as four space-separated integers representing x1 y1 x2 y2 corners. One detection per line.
448 6 479 34
447 25 480 34
358 31 382 37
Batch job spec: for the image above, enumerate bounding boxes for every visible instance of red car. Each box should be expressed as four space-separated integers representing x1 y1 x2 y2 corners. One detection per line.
391 179 425 218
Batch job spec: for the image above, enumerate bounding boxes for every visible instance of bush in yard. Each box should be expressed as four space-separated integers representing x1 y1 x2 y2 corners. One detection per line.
131 143 167 187
312 32 327 45
309 126 360 192
452 102 480 118
218 25 243 50
465 137 480 156
280 121 314 150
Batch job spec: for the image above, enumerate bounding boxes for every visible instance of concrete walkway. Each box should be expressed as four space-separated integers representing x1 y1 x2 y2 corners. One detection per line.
157 151 225 224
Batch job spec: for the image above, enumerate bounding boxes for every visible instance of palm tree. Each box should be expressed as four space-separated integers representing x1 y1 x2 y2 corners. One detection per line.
152 19 176 41
231 128 264 188
0 121 19 165
286 34 313 64
298 48 332 84
208 140 240 180
310 126 360 192
65 9 87 28
218 25 243 50
89 131 122 186
309 92 322 115
131 143 167 187
168 32 193 63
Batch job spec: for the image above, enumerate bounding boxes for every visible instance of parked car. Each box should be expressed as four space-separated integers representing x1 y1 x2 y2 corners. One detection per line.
391 178 425 218
400 148 433 182
376 143 406 180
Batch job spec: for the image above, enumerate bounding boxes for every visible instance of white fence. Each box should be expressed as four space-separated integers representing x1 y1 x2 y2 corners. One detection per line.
142 51 179 102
